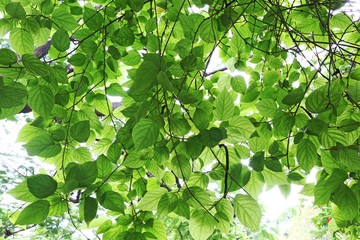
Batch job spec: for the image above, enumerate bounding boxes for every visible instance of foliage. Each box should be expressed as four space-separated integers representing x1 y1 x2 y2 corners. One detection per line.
0 0 359 239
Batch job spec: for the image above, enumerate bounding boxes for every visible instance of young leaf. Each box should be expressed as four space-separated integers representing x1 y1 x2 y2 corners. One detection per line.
231 76 247 94
15 200 50 225
137 187 167 211
27 174 57 199
234 194 262 231
52 8 78 31
10 28 34 55
132 118 159 150
256 99 277 118
70 120 90 143
8 180 39 202
189 209 216 240
214 90 235 121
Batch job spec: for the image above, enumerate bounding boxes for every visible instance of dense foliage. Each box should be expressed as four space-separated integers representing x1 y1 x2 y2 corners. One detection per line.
0 0 359 239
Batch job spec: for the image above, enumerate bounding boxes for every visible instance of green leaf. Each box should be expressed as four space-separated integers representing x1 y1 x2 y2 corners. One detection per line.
0 48 17 65
305 87 328 113
231 76 247 94
262 168 289 187
263 70 280 86
122 50 141 66
184 186 212 207
132 118 159 150
73 147 92 163
339 119 360 132
215 198 234 221
170 113 191 136
22 54 50 76
227 164 251 192
48 195 67 216
52 27 70 52
28 85 54 118
23 134 61 158
99 191 125 213
273 111 294 137
68 53 86 66
250 151 264 172
157 71 174 91
130 60 159 94
70 120 90 143
243 171 265 199
15 200 50 225
256 99 277 118
296 139 318 173
314 179 331 206
8 180 38 202
234 194 261 231
189 209 216 240
193 108 212 130
5 2 26 20
27 174 57 199
146 219 167 240
325 168 348 193
52 8 78 31
137 187 167 211
112 27 135 46
332 185 358 221
96 155 113 178
171 154 191 180
10 28 34 55
157 193 178 217
214 90 234 121
199 127 226 148
83 7 103 30
83 197 98 226
0 83 27 108
348 81 360 102
282 87 304 106
350 68 360 80
40 0 54 14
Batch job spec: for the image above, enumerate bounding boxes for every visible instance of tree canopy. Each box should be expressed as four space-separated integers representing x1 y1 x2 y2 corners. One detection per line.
0 0 360 239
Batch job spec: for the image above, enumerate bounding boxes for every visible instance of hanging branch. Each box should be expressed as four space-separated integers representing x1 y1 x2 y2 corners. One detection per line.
219 144 229 199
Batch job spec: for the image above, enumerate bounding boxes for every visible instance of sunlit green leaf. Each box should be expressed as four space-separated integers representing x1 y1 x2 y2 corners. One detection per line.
137 187 167 211
132 118 160 150
28 85 54 118
52 27 70 52
16 200 50 225
296 139 317 173
10 28 34 55
189 209 216 240
234 194 261 231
